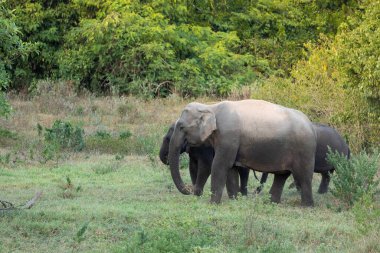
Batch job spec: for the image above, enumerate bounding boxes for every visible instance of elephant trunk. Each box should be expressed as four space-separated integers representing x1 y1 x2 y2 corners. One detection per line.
159 139 170 165
168 127 192 195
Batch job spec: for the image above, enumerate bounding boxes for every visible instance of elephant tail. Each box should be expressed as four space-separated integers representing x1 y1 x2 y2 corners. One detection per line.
347 148 351 160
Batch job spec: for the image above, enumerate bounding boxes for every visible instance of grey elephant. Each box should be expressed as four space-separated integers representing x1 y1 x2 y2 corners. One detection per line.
257 123 350 194
168 99 317 206
159 123 250 197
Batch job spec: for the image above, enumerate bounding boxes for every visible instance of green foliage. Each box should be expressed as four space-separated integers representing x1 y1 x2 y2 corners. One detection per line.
336 0 380 101
44 120 85 152
1 0 362 98
327 148 380 207
4 0 78 90
119 130 132 140
94 130 111 139
58 1 254 97
254 33 379 151
0 1 28 117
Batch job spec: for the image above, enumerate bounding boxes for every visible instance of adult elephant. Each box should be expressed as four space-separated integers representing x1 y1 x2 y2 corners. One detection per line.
168 99 317 206
159 124 250 197
256 124 350 194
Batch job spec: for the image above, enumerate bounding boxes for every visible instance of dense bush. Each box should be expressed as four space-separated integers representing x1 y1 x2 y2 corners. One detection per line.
2 0 360 97
4 0 78 90
44 120 85 152
327 148 379 207
0 1 28 116
58 1 254 97
254 1 380 150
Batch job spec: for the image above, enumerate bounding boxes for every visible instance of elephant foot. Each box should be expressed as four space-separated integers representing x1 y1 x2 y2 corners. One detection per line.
301 199 314 207
228 194 238 199
270 192 282 203
193 187 203 196
240 189 248 196
317 186 328 194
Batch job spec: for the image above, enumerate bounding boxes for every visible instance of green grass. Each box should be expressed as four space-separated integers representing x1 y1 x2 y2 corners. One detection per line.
0 154 377 253
0 95 378 252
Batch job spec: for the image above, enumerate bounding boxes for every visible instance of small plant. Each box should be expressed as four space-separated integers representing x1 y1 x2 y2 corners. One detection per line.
59 176 82 199
41 142 60 164
0 128 17 139
75 222 89 243
95 130 111 139
37 123 43 136
44 120 85 152
119 130 132 140
115 154 124 160
327 148 380 207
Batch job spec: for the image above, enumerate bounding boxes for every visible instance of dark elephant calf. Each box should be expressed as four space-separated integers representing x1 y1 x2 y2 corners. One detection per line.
159 123 249 197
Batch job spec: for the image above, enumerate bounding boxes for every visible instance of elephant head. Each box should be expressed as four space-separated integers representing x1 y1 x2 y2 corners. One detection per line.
159 123 189 165
168 103 216 194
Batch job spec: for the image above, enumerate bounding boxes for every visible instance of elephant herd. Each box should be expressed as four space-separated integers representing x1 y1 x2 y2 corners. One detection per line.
159 99 350 207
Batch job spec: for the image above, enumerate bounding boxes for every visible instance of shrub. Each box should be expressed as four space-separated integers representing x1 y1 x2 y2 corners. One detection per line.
44 120 85 152
254 35 379 152
58 1 254 97
119 131 132 140
327 148 380 207
94 130 111 139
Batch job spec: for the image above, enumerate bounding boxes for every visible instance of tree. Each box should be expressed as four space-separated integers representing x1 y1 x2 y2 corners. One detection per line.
0 1 28 116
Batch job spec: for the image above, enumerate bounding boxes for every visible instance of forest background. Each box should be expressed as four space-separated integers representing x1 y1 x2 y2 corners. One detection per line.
1 0 379 151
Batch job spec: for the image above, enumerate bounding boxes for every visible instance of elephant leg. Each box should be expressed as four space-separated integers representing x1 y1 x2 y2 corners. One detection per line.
210 147 237 204
193 160 211 196
226 168 239 199
189 157 198 186
318 172 330 194
257 172 269 193
269 173 291 203
289 180 301 191
292 163 314 207
238 167 249 196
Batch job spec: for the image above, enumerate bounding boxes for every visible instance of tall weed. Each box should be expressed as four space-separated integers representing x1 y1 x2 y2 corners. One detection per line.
327 148 380 207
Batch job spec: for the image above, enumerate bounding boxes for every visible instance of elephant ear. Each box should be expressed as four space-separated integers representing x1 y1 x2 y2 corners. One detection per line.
198 110 216 142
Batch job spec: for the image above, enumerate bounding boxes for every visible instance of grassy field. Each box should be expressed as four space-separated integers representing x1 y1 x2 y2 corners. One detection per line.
0 93 379 252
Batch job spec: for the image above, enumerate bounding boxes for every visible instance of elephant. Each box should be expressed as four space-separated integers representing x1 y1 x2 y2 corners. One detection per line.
159 123 250 197
256 123 350 194
168 99 317 206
